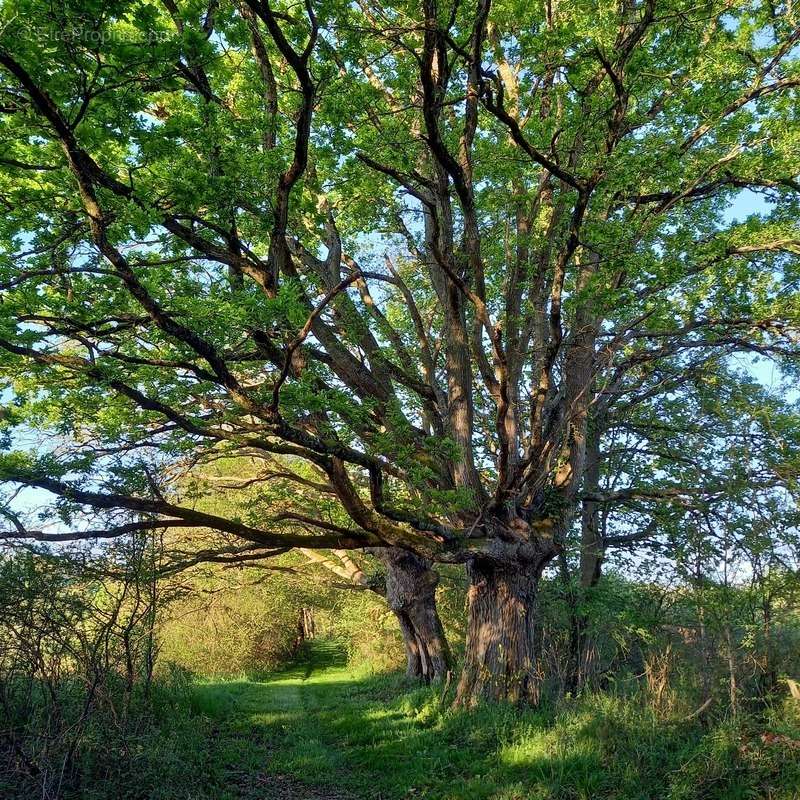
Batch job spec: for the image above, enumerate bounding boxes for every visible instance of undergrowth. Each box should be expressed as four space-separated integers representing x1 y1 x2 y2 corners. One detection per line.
184 641 800 800
4 642 799 799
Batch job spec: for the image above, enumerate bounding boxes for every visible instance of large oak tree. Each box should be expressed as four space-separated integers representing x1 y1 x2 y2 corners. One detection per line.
0 0 798 704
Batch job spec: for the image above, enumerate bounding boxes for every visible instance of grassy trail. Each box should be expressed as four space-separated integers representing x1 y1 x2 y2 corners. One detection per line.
191 640 361 799
188 641 800 800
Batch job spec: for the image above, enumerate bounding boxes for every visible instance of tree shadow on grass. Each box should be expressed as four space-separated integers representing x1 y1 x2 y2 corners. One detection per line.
190 645 797 800
191 679 640 798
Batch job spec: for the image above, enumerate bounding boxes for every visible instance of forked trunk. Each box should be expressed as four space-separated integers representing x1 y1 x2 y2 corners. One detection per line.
455 558 543 706
379 548 451 682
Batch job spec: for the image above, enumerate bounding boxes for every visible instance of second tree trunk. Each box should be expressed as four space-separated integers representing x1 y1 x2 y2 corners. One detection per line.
379 548 451 682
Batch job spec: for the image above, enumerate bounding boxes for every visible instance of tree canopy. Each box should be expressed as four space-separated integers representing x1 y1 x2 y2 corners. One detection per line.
0 0 798 703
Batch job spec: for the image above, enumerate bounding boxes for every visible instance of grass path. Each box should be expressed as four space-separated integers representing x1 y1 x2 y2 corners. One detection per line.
191 641 362 799
191 639 488 800
187 641 800 800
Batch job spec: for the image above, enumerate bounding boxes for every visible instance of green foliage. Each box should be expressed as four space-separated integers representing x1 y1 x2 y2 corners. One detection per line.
0 545 171 799
0 0 797 542
0 670 222 800
0 0 799 792
320 583 405 672
159 575 309 677
2 536 800 798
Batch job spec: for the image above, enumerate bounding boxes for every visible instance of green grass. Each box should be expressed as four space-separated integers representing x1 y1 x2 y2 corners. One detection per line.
178 640 799 800
13 640 797 799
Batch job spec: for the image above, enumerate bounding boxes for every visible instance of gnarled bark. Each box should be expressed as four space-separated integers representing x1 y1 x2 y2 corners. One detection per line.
455 551 552 706
377 548 452 682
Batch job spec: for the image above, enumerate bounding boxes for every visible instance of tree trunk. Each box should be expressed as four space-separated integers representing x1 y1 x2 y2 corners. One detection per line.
724 621 738 717
564 413 604 696
304 546 450 681
455 557 543 706
379 548 451 682
300 607 315 640
395 609 425 677
761 594 777 697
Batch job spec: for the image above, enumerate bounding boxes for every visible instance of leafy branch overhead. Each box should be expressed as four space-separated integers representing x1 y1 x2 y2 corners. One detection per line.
0 0 798 703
